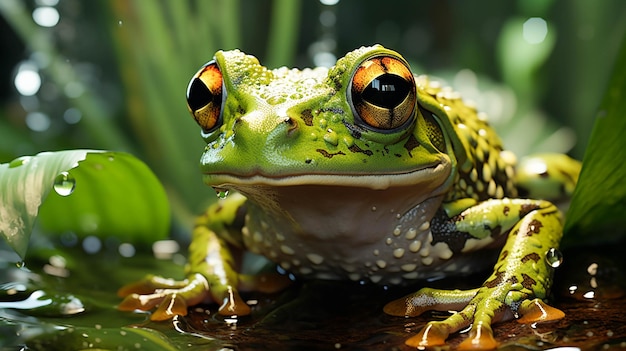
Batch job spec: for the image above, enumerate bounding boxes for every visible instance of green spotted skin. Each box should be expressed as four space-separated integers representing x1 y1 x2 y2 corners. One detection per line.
415 76 519 203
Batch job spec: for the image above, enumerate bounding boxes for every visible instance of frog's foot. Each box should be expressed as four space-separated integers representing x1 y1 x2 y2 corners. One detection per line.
117 273 250 321
384 288 564 350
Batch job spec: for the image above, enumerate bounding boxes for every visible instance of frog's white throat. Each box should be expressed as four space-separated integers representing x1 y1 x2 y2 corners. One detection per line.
217 162 451 245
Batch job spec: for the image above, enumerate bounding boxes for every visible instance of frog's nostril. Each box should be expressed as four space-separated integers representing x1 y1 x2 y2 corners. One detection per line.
282 117 299 135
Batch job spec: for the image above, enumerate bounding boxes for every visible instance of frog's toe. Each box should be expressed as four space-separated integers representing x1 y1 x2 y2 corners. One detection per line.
151 294 189 321
407 310 498 350
384 287 478 317
117 273 212 320
405 321 453 347
517 298 564 324
117 274 189 297
216 286 251 316
457 322 498 350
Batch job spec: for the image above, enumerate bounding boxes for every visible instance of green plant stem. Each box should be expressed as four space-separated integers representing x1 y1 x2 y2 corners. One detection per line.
266 0 302 68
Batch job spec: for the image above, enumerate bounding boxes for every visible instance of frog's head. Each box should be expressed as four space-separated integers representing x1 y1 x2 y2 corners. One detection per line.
186 45 461 213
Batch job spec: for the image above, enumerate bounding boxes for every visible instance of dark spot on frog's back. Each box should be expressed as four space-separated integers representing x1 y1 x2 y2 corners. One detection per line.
317 149 346 159
348 144 373 156
521 252 541 263
525 219 543 236
301 109 314 126
521 273 537 289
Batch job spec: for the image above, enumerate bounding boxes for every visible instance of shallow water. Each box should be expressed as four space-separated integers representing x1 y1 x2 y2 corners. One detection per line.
1 237 624 350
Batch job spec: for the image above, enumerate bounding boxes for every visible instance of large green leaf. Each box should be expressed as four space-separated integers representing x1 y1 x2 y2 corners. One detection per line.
0 150 170 259
563 33 626 245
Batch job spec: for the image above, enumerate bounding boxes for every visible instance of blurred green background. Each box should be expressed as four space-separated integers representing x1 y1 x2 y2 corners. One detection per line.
1 0 624 231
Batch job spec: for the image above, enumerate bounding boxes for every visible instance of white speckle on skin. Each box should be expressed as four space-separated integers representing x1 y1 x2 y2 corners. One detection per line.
419 247 430 257
341 263 356 273
389 277 402 285
422 257 434 265
275 233 285 242
306 253 324 265
373 249 380 256
393 226 402 236
370 275 383 283
253 231 263 243
482 163 492 182
443 263 458 271
401 263 417 272
280 245 295 255
376 260 387 269
280 261 291 269
432 242 454 260
402 271 419 279
393 248 405 259
419 221 430 232
300 267 313 274
409 240 422 253
470 168 478 182
348 273 361 281
487 179 497 196
459 178 467 190
385 238 393 245
405 228 417 240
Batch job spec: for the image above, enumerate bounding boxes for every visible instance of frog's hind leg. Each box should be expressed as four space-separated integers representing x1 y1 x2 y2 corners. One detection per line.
385 198 566 349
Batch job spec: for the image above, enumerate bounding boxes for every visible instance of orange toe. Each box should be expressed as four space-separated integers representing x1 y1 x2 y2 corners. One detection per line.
151 294 188 321
517 299 565 324
458 323 498 350
118 293 162 312
405 323 450 348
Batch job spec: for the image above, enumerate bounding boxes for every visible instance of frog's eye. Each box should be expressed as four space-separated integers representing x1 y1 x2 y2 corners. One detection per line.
186 61 224 132
349 55 416 131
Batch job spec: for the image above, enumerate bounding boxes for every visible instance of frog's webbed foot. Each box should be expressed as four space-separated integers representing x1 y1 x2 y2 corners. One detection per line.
117 273 250 321
384 287 564 350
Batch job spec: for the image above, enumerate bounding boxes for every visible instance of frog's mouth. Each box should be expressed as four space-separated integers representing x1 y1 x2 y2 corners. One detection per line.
203 161 451 245
203 159 451 192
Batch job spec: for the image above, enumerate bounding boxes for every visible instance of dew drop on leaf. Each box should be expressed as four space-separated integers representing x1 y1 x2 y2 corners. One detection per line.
53 171 76 196
546 247 563 268
8 156 32 168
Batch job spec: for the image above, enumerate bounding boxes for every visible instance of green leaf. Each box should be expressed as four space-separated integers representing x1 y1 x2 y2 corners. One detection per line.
563 33 626 245
0 150 170 259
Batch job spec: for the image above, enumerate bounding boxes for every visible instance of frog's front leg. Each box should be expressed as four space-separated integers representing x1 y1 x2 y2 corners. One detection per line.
384 198 565 350
118 194 254 320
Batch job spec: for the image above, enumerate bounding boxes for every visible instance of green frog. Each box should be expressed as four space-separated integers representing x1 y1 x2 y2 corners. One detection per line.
118 45 581 349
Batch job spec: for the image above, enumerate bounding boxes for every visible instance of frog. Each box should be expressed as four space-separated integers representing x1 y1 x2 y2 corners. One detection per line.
118 45 581 349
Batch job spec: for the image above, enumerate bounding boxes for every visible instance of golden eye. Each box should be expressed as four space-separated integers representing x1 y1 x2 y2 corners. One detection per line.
349 55 416 131
186 61 224 132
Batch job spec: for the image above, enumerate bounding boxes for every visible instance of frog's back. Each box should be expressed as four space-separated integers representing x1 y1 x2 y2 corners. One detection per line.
415 75 518 203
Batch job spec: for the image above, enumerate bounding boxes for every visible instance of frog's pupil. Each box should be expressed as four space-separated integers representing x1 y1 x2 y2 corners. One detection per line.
362 74 411 109
187 78 219 111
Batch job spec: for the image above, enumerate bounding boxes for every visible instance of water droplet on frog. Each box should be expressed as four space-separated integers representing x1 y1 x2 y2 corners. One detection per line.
546 247 563 268
9 156 32 168
214 188 229 199
53 171 75 196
